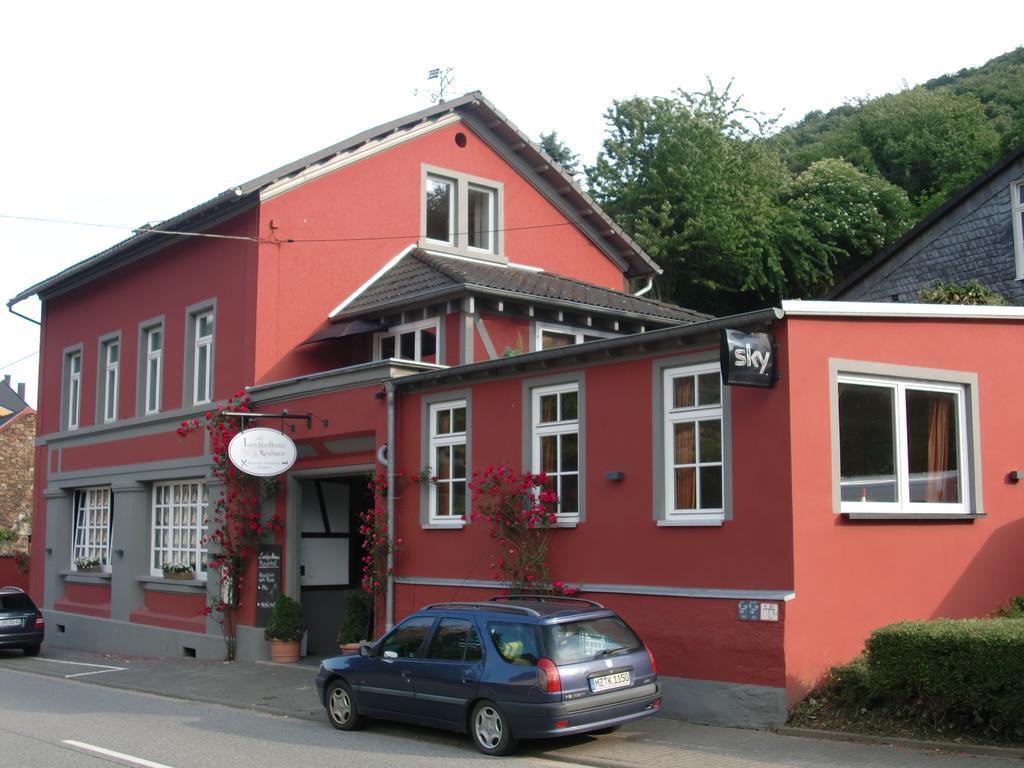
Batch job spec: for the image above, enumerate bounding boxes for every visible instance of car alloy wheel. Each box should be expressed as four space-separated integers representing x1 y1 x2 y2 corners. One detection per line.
326 680 362 731
471 700 517 756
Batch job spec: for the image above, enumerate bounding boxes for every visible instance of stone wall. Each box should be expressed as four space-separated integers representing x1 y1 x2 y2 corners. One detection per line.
0 410 35 536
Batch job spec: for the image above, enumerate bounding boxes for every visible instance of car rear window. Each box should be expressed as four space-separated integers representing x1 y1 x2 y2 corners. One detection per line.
0 593 34 612
488 621 541 666
544 616 642 665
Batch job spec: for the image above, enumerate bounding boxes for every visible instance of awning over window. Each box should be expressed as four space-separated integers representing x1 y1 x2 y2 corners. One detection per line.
300 319 384 345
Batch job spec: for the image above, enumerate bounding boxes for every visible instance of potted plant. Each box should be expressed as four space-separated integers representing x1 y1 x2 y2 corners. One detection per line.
337 590 371 653
161 561 194 580
74 556 102 573
264 593 305 662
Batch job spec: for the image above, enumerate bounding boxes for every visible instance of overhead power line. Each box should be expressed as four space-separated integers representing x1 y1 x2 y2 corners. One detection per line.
0 350 39 373
0 212 575 245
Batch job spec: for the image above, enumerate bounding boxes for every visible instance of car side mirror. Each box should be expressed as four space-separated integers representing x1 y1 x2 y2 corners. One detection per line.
359 643 372 657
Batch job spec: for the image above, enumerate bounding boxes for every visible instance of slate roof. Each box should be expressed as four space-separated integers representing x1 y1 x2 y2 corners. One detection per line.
829 144 1024 300
335 250 709 324
11 92 658 307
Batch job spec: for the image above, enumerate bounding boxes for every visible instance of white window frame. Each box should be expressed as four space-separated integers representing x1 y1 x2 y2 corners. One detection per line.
425 174 456 246
428 400 468 522
193 310 214 405
144 326 163 415
66 351 82 431
837 374 969 516
663 363 725 525
71 487 112 571
531 382 581 524
150 479 208 579
374 317 440 363
467 183 496 253
102 339 120 423
534 322 617 351
1013 180 1024 280
421 165 504 261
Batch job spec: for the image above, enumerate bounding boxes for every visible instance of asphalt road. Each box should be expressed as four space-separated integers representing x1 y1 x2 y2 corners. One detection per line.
0 666 563 768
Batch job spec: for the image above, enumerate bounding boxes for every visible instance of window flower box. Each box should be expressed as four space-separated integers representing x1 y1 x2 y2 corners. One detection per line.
162 562 195 581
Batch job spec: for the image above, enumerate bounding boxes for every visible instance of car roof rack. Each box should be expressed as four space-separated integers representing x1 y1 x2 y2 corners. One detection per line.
422 601 541 617
490 594 604 609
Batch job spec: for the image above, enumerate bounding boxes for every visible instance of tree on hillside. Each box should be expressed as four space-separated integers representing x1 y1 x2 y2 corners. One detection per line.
925 47 1024 153
783 158 913 288
538 131 581 177
587 84 811 314
854 88 1000 215
589 83 851 313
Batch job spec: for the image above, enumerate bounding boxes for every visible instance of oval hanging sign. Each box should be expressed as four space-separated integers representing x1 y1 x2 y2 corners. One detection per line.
227 427 297 477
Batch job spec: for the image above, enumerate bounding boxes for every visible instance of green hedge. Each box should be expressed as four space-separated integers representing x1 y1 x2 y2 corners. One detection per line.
865 619 1024 738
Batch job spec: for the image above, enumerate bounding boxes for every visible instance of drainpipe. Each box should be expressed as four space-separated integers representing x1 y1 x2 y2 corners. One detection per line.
385 379 396 631
632 276 654 297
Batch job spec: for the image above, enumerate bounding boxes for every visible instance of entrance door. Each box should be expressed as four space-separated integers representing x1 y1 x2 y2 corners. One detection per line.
298 476 367 655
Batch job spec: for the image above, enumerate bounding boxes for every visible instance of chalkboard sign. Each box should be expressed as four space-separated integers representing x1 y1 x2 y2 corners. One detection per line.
255 544 282 626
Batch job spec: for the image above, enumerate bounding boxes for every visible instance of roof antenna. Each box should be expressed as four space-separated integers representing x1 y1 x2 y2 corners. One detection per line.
418 67 454 104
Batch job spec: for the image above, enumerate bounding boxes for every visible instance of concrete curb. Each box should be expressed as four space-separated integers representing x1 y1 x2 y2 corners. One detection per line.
776 726 1024 760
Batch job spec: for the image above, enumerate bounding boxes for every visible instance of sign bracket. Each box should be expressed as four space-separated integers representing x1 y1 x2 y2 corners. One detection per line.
222 410 329 434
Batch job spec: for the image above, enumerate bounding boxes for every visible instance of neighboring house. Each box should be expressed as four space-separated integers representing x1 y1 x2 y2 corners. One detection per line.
831 145 1024 302
11 94 1024 728
0 375 35 538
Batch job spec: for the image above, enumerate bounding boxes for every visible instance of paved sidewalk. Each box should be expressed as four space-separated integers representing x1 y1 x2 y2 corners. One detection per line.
2 647 1019 768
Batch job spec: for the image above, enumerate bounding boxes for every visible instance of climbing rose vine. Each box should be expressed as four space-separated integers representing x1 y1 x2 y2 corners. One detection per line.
361 472 401 638
469 465 578 595
178 392 282 660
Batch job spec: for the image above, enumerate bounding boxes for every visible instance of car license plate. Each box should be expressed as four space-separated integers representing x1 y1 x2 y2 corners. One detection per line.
0 618 22 628
590 671 630 693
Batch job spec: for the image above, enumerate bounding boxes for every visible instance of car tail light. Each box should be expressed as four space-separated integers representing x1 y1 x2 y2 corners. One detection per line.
537 658 561 693
646 645 657 675
34 612 44 629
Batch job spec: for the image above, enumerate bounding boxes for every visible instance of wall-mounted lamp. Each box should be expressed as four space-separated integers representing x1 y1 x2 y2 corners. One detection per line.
1008 471 1023 484
373 389 387 400
604 471 625 482
45 547 52 555
115 549 125 558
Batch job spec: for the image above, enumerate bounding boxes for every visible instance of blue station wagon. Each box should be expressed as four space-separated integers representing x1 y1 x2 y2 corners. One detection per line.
315 596 661 755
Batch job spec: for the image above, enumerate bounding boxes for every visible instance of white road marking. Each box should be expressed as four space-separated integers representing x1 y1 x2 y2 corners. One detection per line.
32 657 128 677
63 740 176 768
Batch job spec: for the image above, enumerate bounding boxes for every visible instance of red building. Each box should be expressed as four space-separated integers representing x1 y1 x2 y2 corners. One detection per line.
12 94 1024 727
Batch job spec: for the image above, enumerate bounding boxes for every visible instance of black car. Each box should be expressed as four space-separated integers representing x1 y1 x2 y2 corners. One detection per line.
315 595 660 755
0 587 44 656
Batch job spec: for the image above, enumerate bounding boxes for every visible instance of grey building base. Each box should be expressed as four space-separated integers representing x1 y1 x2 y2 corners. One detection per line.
42 610 272 662
658 675 787 729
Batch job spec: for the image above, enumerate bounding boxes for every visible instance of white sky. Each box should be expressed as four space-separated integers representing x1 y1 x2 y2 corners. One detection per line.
2 1 1021 407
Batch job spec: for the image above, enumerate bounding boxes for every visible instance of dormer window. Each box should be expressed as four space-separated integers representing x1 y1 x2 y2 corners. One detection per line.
421 165 504 262
535 322 617 351
375 318 440 364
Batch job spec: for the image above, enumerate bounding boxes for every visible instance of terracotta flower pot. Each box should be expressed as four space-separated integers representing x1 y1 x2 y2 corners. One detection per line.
269 639 301 663
338 642 362 655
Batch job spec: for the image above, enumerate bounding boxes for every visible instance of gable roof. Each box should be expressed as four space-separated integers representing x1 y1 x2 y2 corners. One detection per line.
0 379 30 428
330 249 708 324
11 93 658 308
829 144 1024 299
